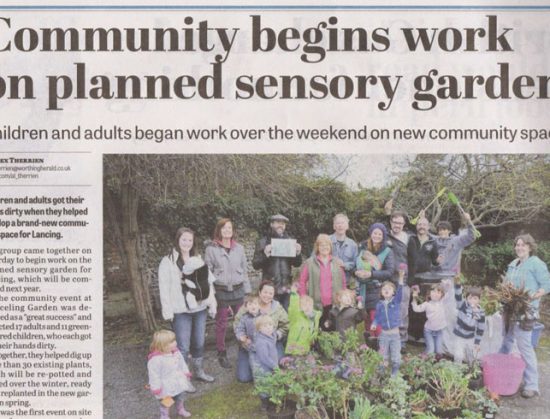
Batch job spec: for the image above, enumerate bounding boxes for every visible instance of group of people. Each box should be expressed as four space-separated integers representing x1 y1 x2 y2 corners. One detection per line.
147 210 550 417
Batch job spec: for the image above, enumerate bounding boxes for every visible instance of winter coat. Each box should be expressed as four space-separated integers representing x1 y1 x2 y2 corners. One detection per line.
252 231 302 293
234 300 289 340
453 285 486 345
372 285 403 331
411 299 447 331
147 350 193 398
299 256 346 310
285 292 321 355
329 234 358 283
158 249 217 320
251 332 279 374
327 306 363 337
505 255 550 312
205 240 251 305
387 231 411 283
431 224 475 273
407 235 439 285
234 311 260 348
356 244 395 311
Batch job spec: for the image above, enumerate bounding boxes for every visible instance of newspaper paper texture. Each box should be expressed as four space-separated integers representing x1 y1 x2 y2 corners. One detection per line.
0 0 549 418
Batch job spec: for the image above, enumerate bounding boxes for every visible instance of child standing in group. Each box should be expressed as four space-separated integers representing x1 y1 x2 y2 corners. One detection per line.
147 330 193 418
370 271 404 376
411 283 448 355
286 284 321 355
452 275 486 363
325 289 363 338
251 315 280 409
234 295 261 382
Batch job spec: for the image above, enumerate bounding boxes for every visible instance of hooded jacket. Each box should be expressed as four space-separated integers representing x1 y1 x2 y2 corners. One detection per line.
285 292 321 355
147 349 193 398
158 250 217 320
431 224 475 273
251 332 279 374
234 300 289 340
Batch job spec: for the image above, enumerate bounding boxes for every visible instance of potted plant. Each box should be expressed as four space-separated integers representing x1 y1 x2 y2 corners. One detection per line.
467 360 483 390
254 367 298 419
428 361 470 418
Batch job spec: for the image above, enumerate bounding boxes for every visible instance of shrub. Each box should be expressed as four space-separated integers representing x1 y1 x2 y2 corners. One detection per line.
462 240 550 287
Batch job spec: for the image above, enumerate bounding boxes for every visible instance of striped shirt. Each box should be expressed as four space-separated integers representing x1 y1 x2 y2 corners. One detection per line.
452 285 486 345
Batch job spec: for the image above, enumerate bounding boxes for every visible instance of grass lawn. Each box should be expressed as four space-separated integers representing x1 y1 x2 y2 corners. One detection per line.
187 382 261 419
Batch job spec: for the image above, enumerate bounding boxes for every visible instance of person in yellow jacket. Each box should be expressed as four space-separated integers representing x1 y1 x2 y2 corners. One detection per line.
285 284 321 355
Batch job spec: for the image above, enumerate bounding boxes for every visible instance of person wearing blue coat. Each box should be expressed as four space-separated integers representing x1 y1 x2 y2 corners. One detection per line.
499 234 550 399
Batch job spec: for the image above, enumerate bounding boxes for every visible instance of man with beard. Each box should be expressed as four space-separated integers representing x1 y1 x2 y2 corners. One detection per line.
407 217 439 283
407 217 440 340
253 214 302 311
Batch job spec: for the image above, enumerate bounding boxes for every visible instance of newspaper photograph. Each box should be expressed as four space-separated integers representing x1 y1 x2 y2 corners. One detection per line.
0 1 549 418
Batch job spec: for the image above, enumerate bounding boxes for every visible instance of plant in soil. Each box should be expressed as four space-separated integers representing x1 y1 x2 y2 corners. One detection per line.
379 375 411 418
409 389 430 413
317 331 342 360
427 361 470 416
400 355 438 391
254 367 297 413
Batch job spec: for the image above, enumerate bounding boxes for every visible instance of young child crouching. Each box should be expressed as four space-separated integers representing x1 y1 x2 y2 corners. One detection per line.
234 295 261 382
286 284 321 355
326 289 363 338
251 315 279 409
411 283 447 355
452 276 485 363
371 274 403 376
147 330 193 418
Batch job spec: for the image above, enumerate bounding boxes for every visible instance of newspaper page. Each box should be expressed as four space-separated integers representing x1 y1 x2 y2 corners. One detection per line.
0 1 548 418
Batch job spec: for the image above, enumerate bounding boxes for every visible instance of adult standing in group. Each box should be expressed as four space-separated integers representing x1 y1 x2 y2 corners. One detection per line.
386 209 413 347
356 223 395 338
158 227 217 390
252 214 302 311
407 217 439 284
205 218 252 369
499 234 550 398
407 217 439 340
234 280 289 382
329 213 358 286
299 234 346 330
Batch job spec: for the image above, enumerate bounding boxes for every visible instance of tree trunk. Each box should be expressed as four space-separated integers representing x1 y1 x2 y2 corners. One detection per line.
106 185 157 333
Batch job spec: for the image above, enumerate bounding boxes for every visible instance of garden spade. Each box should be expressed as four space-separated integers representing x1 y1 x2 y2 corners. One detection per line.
447 192 482 238
410 187 447 225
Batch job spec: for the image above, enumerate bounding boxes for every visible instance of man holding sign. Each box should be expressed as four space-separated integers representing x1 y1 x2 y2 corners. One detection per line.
253 214 302 311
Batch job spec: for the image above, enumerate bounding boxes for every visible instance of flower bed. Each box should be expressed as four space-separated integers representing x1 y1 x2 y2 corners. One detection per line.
255 329 498 419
